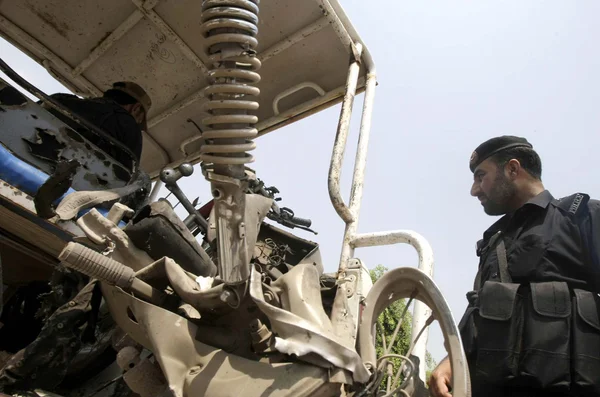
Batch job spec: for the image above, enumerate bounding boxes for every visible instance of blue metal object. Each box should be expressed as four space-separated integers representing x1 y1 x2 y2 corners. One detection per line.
0 142 76 201
0 142 116 221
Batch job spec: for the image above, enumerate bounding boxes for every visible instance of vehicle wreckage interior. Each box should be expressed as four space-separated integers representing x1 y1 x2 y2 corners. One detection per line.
0 1 471 396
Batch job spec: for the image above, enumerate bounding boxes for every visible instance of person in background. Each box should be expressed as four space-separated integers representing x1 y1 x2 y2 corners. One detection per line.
45 81 151 171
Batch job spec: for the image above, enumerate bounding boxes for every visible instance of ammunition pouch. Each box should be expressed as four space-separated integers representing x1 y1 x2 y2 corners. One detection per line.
466 280 600 394
572 289 600 396
474 281 522 384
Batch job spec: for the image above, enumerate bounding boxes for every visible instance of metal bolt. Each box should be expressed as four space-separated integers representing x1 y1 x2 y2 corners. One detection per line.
264 291 276 304
57 323 64 329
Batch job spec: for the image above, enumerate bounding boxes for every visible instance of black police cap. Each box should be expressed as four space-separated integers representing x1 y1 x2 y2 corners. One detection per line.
469 136 533 172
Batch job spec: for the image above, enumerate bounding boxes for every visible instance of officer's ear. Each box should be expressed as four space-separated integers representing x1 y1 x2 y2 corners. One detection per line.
506 159 521 178
130 103 145 124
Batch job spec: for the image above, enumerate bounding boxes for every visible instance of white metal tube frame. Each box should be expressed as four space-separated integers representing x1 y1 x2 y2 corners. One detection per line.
322 0 435 382
352 231 434 382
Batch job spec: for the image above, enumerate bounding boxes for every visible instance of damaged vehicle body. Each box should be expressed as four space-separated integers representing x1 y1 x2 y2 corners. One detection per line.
0 1 470 396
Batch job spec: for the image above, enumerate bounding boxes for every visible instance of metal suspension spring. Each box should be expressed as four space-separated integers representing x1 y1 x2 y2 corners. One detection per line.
199 0 261 169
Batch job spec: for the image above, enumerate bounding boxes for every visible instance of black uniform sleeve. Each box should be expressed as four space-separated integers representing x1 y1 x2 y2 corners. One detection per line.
97 111 143 168
585 199 600 289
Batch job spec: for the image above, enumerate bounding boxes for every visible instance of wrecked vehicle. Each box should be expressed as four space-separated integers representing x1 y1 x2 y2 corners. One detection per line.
0 0 470 396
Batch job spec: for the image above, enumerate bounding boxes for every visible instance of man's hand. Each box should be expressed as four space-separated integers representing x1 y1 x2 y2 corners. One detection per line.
428 356 453 397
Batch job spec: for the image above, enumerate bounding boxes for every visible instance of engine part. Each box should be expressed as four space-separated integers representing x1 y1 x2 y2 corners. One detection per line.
125 200 217 277
250 318 275 354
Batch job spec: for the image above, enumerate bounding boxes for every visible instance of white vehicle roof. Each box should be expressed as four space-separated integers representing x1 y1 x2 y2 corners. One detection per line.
0 0 370 177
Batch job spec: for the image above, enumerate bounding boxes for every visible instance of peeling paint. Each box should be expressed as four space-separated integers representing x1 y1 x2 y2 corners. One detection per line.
1 91 132 189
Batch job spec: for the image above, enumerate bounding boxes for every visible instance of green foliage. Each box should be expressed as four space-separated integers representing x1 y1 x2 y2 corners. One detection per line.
369 265 437 385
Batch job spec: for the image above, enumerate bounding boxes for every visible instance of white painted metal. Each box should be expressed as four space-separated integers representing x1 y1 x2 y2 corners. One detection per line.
351 231 435 382
72 11 144 77
0 13 101 95
0 0 366 176
336 73 376 269
328 41 363 225
320 0 435 381
130 0 210 74
273 82 325 116
259 18 329 64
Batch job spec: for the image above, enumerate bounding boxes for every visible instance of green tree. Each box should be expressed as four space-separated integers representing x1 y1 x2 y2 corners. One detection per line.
369 265 437 385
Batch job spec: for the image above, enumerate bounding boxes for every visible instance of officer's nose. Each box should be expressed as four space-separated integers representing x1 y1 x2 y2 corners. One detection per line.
470 181 481 197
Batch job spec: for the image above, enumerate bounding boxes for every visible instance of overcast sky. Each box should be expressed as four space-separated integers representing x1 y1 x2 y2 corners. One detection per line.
2 1 600 363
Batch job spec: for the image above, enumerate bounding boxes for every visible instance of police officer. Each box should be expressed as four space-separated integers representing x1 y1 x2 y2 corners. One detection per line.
45 81 152 171
429 136 600 397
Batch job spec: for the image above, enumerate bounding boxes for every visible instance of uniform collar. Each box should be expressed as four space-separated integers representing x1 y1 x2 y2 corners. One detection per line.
526 189 554 209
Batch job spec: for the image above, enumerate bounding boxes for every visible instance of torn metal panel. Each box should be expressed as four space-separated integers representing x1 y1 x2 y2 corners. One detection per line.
0 78 131 191
99 284 340 397
249 266 371 383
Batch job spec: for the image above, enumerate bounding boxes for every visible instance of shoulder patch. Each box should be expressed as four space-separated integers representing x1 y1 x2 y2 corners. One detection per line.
569 193 586 214
557 192 590 218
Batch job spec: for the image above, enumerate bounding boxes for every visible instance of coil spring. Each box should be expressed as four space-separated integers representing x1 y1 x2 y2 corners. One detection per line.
199 0 261 167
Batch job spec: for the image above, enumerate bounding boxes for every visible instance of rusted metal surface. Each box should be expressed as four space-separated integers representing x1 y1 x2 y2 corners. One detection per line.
0 0 366 176
0 78 131 191
328 43 363 225
336 72 377 272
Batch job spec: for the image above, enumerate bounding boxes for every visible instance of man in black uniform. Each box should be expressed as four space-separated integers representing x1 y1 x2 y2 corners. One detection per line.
45 81 152 171
429 136 600 397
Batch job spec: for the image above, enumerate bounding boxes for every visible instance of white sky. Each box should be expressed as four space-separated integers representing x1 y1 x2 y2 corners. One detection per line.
2 0 600 363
